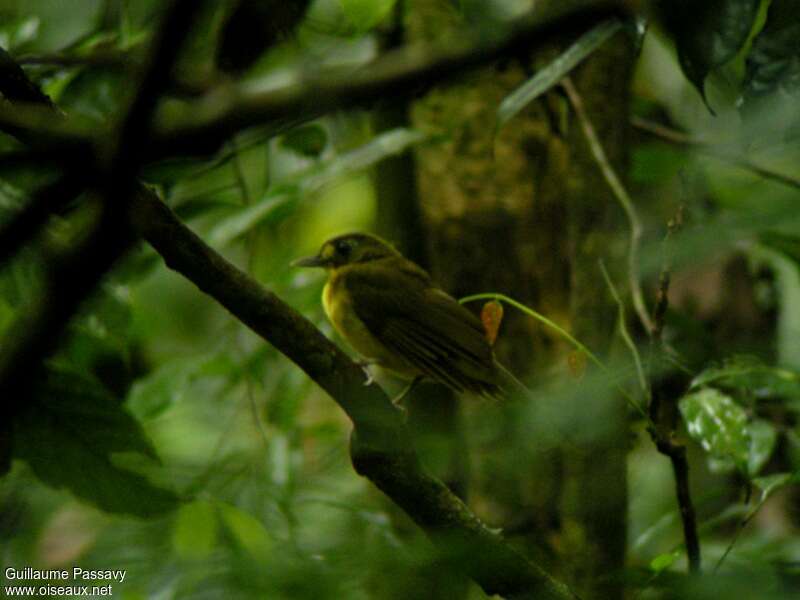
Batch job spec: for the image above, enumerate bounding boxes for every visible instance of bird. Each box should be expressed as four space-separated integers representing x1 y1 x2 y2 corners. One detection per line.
293 232 527 401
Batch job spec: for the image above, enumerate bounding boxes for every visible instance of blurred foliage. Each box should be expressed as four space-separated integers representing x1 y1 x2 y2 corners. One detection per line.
1 0 800 599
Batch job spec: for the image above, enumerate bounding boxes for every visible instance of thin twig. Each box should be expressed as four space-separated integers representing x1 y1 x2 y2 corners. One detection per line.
15 50 135 68
645 207 701 574
562 77 654 334
599 261 648 396
461 292 648 418
651 206 683 341
713 501 762 573
631 116 800 191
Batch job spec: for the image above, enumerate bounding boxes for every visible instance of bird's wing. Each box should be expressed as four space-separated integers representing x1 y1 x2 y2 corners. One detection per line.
344 261 497 394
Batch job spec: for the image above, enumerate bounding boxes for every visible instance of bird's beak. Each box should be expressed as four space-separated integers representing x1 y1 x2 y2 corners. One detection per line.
291 254 325 268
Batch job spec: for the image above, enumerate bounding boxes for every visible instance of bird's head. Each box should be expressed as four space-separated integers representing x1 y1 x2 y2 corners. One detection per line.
292 232 399 270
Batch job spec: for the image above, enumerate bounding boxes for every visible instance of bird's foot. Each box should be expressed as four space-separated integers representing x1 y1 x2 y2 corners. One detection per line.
391 376 422 407
356 359 377 386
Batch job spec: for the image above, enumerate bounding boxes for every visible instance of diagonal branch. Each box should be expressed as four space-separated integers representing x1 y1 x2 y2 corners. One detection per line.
130 187 577 600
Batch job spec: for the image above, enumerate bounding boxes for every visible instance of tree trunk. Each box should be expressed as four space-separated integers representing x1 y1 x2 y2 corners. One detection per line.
404 1 634 597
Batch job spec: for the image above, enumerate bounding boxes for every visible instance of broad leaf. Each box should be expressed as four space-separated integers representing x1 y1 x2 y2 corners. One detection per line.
752 471 798 503
750 245 800 370
747 419 777 477
173 500 219 560
744 0 800 99
13 367 180 516
0 16 39 51
679 388 749 473
655 0 760 106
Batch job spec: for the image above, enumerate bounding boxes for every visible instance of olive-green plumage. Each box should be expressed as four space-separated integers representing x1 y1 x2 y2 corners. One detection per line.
294 232 517 398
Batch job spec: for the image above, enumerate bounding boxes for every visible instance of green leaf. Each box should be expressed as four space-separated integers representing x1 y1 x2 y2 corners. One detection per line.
497 18 623 127
760 231 800 265
339 0 396 33
752 472 798 502
281 124 328 157
750 245 800 369
690 356 800 401
679 388 749 473
650 550 680 573
654 0 761 106
743 0 800 99
13 367 179 516
218 503 273 560
0 178 26 220
304 128 424 188
173 500 218 560
208 193 293 247
747 419 778 477
0 16 40 51
58 68 129 123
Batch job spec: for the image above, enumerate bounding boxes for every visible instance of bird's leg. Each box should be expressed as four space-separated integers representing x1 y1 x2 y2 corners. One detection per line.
392 376 422 407
355 359 378 386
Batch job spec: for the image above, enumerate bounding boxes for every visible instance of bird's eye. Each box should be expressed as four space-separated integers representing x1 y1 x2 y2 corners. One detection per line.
335 239 354 256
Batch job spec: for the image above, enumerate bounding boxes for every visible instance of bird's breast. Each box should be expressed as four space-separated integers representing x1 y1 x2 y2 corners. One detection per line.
323 273 379 357
322 271 417 378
